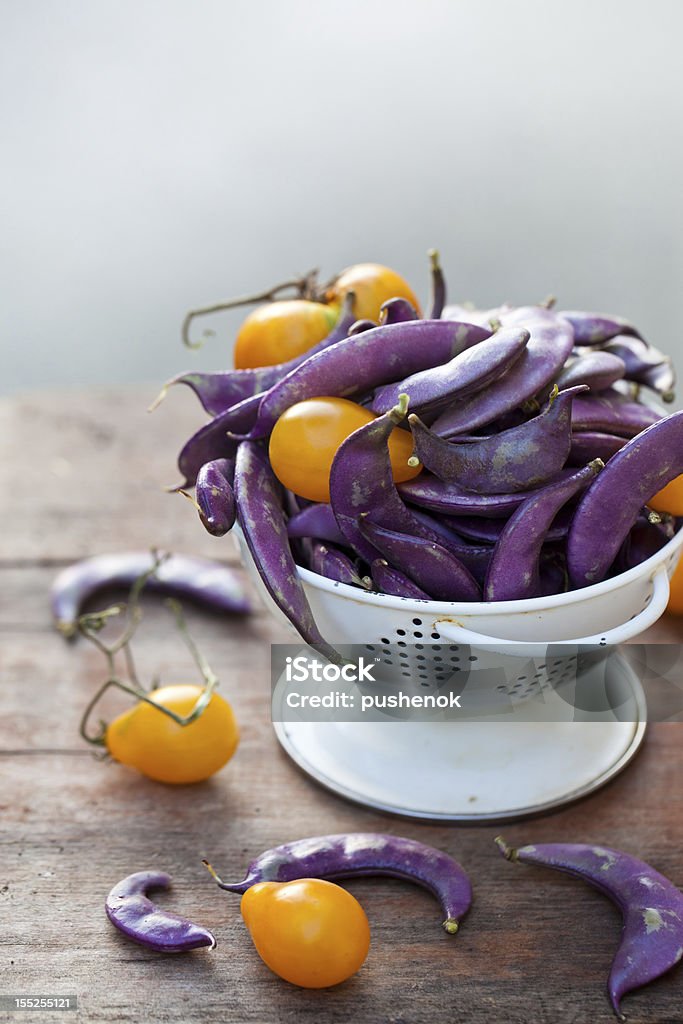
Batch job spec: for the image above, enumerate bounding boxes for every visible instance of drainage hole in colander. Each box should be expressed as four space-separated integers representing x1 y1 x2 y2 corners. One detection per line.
382 649 391 656
402 671 410 677
366 645 376 652
397 640 407 648
383 660 393 666
396 629 406 636
469 655 478 662
431 632 440 640
414 631 423 638
415 643 424 650
412 618 423 626
381 637 390 645
416 654 425 661
433 655 442 662
497 684 506 692
420 681 429 687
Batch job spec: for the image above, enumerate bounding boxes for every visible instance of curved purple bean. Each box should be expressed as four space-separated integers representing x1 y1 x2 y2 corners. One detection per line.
559 309 643 345
496 837 683 1017
411 385 586 494
105 871 216 953
398 473 568 518
379 297 418 324
193 459 235 536
286 503 347 546
155 293 358 416
175 392 263 489
242 320 491 439
370 559 431 599
616 514 675 573
205 833 472 934
640 361 675 403
603 337 675 402
371 326 530 416
567 411 683 587
555 351 626 393
571 389 661 437
234 441 341 663
484 460 603 601
358 518 481 601
431 307 574 437
51 553 251 638
309 542 369 589
348 318 377 336
568 432 628 465
410 509 492 585
428 249 446 320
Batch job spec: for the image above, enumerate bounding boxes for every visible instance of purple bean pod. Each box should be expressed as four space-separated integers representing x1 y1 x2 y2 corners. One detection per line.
358 518 481 601
615 514 675 573
309 542 369 589
157 294 358 416
242 320 492 440
370 559 432 599
567 410 683 587
348 318 378 335
286 503 348 546
205 832 472 934
51 553 251 638
398 473 574 518
410 385 586 494
175 392 263 489
105 871 216 953
559 310 643 345
379 297 419 324
639 360 676 403
447 507 573 544
568 432 628 465
484 460 604 601
410 509 492 585
427 249 446 320
603 336 671 400
194 459 236 536
431 307 574 437
371 326 530 416
570 389 661 438
496 837 683 1017
234 441 341 663
554 351 626 393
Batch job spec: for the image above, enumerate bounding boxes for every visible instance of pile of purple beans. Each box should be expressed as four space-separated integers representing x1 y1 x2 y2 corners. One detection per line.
168 264 682 657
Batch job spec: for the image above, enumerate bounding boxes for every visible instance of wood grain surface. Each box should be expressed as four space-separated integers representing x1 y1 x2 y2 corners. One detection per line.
2 386 683 1024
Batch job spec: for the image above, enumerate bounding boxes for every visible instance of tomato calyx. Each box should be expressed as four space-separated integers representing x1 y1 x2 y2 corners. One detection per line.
76 553 219 750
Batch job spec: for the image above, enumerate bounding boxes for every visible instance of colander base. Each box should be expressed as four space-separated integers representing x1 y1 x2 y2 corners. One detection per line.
273 656 646 822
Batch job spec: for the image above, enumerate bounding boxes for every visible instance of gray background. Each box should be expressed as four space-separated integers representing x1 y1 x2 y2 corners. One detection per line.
2 0 682 397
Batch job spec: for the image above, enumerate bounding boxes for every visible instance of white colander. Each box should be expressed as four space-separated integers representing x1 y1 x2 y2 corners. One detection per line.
233 525 683 820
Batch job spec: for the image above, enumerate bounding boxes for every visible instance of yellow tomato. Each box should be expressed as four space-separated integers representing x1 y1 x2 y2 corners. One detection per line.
241 878 370 988
234 300 337 370
327 263 421 322
650 475 683 517
105 684 239 784
268 397 421 503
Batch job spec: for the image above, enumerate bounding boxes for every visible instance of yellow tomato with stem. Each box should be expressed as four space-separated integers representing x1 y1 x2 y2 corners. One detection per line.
327 263 421 322
268 397 421 503
234 300 338 370
241 878 370 988
105 684 239 784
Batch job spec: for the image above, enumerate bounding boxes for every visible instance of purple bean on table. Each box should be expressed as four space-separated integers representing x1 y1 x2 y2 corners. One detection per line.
496 837 683 1017
286 503 348 546
370 559 432 599
554 351 626 393
570 388 661 438
204 832 472 934
559 309 643 345
410 385 586 494
193 459 236 536
309 542 369 589
358 517 481 601
379 297 419 324
430 307 574 437
242 320 492 440
105 871 216 953
484 460 604 601
568 431 628 465
51 552 251 638
567 410 683 587
234 441 341 663
428 249 446 320
371 326 530 416
154 293 358 417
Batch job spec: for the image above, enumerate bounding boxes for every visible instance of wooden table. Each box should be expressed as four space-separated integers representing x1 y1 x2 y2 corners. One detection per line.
2 386 683 1024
